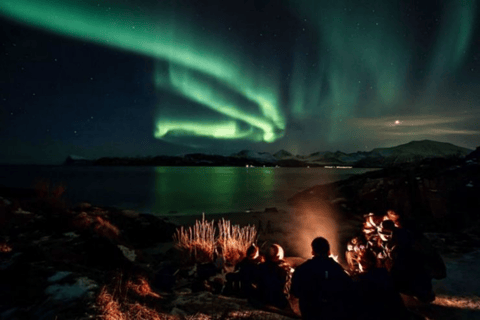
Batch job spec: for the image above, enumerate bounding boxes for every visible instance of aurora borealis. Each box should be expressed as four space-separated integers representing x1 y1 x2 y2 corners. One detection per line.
1 0 479 164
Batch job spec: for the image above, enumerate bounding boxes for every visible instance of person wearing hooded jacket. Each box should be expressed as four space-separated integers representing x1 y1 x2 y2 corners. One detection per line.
256 244 292 309
291 237 354 320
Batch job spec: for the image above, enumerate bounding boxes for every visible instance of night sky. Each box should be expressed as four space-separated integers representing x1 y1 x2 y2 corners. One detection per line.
1 0 479 164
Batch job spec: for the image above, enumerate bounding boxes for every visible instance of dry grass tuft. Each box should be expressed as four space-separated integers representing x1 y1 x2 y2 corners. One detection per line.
174 215 216 263
126 302 164 320
96 286 126 320
126 275 161 299
173 214 257 265
72 213 121 241
94 216 121 240
217 219 256 265
96 271 167 320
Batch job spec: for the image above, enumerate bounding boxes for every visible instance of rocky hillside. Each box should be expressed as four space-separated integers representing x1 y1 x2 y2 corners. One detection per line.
66 140 473 168
288 148 480 233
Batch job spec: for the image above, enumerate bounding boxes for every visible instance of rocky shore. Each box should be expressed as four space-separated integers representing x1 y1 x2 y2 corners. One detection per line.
0 189 303 319
288 148 480 235
1 147 480 319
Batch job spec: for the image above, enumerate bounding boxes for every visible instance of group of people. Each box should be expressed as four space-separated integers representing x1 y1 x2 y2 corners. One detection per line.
222 209 437 319
224 243 292 309
346 210 436 303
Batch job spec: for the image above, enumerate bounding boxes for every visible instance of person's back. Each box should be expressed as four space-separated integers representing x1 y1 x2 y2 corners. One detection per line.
354 250 409 320
236 251 263 298
291 237 353 320
224 244 262 297
256 244 291 309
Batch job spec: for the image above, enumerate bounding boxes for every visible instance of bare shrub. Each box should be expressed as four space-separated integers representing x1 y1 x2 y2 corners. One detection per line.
34 179 66 200
33 179 67 212
173 214 257 265
174 214 216 263
34 180 50 199
217 219 256 266
51 183 66 199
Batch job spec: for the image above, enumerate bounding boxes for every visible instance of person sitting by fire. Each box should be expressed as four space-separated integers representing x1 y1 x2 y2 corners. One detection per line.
224 244 264 298
256 244 293 310
362 213 386 253
376 219 398 271
353 249 409 320
291 237 354 320
383 210 437 303
345 235 367 275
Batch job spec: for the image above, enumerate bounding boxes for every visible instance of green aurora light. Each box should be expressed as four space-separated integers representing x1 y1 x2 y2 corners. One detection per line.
0 0 286 143
285 0 476 143
1 0 476 147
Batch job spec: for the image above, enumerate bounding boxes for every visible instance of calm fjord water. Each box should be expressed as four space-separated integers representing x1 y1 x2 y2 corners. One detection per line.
0 166 376 215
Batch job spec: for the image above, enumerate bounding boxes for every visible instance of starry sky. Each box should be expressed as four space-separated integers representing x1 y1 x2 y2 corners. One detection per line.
1 0 479 164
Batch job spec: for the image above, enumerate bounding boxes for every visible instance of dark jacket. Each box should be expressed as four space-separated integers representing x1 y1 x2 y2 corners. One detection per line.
235 256 262 296
256 259 292 309
355 267 409 320
291 256 353 320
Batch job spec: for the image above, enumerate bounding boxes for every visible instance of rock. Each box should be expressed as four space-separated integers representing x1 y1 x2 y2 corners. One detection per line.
74 202 92 210
63 232 79 238
83 236 132 269
121 209 139 218
111 213 177 247
14 208 32 215
170 307 188 316
0 196 12 206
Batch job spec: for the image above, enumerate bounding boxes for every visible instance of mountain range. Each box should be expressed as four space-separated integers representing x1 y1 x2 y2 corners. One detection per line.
66 140 474 167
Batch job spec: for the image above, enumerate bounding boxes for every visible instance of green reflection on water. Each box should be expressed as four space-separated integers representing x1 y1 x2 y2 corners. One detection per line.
152 167 275 215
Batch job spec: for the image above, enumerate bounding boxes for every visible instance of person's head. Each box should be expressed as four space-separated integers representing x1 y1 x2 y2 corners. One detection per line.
311 237 330 257
266 244 284 262
387 210 403 228
246 244 259 259
364 213 383 228
378 220 395 241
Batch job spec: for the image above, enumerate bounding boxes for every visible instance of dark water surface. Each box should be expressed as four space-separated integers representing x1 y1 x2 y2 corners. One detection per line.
0 165 377 215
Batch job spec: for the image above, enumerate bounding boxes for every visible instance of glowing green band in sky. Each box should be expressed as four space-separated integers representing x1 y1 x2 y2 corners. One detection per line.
154 119 256 140
0 0 285 143
1 0 476 147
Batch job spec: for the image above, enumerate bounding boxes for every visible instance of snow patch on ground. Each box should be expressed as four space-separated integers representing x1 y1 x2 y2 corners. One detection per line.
45 277 97 301
118 245 136 261
434 250 480 296
48 271 72 283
